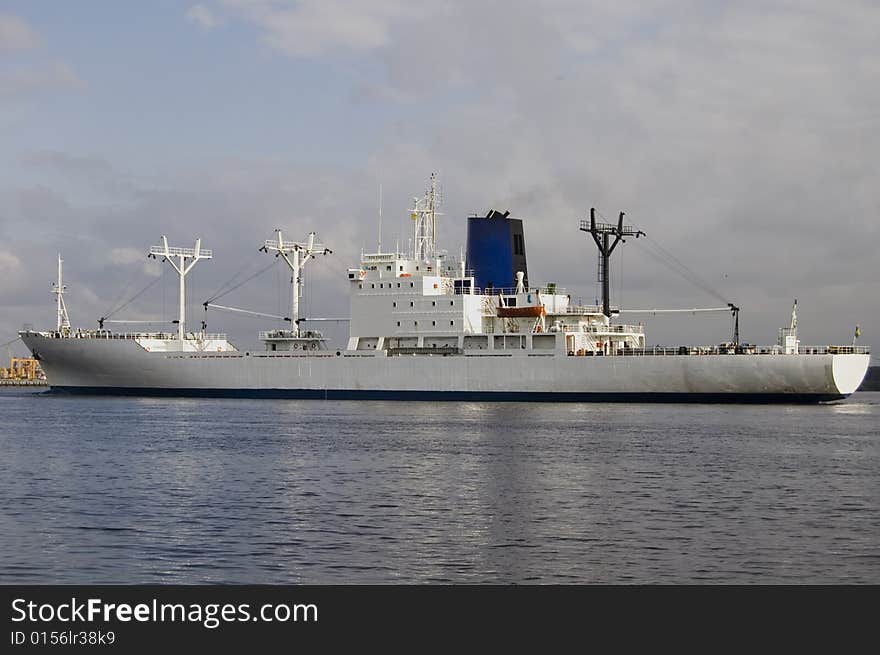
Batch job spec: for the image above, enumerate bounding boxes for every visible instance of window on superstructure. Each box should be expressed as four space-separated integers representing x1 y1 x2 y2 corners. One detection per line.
450 321 454 326
410 282 414 288
432 321 436 326
397 283 401 288
393 302 396 307
371 283 375 288
450 301 454 306
386 265 392 271
400 266 403 272
410 301 414 307
359 284 362 289
397 321 400 327
415 321 418 326
432 301 436 306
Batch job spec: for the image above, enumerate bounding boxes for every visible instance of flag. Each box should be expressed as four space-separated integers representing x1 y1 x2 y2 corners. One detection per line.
854 325 860 339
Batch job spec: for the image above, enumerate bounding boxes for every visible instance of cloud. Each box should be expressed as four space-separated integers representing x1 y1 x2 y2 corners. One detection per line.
20 151 136 198
0 12 39 50
109 247 146 265
0 13 83 99
220 0 428 56
0 250 22 276
187 4 222 30
2 2 878 353
0 60 84 97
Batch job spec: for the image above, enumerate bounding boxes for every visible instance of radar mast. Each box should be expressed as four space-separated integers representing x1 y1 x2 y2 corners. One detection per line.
411 173 442 261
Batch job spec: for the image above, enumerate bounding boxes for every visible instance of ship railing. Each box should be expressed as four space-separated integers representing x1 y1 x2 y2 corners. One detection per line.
565 305 616 315
583 324 644 334
575 345 870 356
30 330 228 341
259 330 325 340
149 245 213 258
475 286 568 296
797 345 870 355
361 253 400 262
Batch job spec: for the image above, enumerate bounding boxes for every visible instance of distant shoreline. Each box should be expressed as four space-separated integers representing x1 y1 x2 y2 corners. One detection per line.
859 366 880 392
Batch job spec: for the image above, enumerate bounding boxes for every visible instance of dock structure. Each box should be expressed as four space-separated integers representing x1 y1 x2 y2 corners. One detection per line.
0 378 48 387
0 357 45 383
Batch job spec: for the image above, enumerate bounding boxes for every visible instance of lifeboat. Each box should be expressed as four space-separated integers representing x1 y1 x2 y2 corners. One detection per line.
497 305 545 318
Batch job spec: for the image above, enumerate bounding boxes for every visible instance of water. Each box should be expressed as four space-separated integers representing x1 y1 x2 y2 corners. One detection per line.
1 388 878 584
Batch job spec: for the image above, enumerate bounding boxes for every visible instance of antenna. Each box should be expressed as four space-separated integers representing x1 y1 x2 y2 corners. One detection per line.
51 253 71 334
261 229 332 337
148 237 212 340
579 208 644 318
378 183 383 252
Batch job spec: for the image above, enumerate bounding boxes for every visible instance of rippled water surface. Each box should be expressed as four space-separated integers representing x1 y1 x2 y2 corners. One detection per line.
1 388 878 583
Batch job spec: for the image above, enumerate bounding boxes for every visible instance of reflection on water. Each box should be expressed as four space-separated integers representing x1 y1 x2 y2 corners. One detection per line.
829 399 876 415
1 388 878 583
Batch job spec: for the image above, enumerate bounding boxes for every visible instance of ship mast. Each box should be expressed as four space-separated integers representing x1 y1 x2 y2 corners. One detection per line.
261 230 332 337
51 253 71 334
411 173 442 261
148 237 212 340
579 208 644 318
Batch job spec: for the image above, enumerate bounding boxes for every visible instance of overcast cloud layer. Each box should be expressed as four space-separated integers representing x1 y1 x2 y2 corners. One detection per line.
1 1 877 354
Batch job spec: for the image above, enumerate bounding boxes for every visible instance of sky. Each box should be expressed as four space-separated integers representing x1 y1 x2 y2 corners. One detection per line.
1 0 877 355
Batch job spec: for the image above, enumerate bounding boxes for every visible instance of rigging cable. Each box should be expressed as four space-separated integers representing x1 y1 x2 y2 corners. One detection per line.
102 265 142 319
101 274 164 323
203 252 265 305
630 230 730 305
203 258 278 305
1 335 22 349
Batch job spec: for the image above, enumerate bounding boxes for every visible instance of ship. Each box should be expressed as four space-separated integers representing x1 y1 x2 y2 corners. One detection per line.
19 175 870 402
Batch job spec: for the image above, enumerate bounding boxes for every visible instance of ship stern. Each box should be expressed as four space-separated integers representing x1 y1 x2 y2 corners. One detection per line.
831 354 871 396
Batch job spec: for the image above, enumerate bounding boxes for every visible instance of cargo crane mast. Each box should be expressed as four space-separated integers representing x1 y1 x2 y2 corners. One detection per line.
261 230 332 337
148 237 212 341
579 208 644 318
51 253 71 334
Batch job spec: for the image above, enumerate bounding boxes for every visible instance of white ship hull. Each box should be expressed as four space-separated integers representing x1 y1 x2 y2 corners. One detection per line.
21 333 869 402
